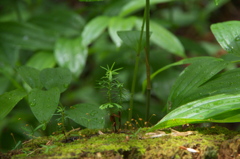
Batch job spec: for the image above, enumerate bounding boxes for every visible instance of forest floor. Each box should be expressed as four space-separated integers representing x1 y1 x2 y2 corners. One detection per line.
1 126 240 159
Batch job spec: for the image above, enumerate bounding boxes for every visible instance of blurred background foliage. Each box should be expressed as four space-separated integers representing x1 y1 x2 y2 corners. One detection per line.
0 0 240 152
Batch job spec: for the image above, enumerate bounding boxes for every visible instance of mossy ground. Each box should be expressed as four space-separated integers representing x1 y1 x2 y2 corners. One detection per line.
2 126 240 159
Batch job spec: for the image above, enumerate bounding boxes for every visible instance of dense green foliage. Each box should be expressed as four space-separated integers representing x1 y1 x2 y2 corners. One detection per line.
0 0 240 151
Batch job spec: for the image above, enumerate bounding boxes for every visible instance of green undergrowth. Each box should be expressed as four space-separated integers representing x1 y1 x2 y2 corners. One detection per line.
8 126 240 159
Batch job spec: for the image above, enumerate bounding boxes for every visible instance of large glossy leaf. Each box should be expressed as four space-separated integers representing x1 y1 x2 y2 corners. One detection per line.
0 22 56 50
81 16 110 46
66 103 107 129
0 89 27 119
40 68 72 93
26 51 56 70
18 66 42 89
166 57 229 111
29 10 85 37
149 94 240 131
182 68 240 104
149 20 185 57
28 88 60 123
54 37 88 77
108 16 136 47
119 0 173 17
211 21 240 56
117 31 147 52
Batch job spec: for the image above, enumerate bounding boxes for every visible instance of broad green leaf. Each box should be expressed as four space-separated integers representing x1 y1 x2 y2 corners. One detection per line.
119 0 174 17
40 68 72 93
117 31 147 52
108 16 136 47
149 94 240 131
211 21 240 56
0 89 27 119
29 10 85 37
26 51 56 70
18 66 42 89
167 57 229 111
28 88 60 123
0 22 56 50
66 103 107 129
149 20 185 57
182 68 240 105
54 37 88 77
81 16 110 46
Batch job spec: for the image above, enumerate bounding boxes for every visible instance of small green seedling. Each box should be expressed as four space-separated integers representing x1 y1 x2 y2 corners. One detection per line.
98 63 126 132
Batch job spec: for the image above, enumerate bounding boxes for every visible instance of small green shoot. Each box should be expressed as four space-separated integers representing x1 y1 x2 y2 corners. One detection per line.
98 63 126 132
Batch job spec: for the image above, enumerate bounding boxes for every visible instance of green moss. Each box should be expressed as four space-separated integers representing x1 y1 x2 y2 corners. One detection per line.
10 126 240 159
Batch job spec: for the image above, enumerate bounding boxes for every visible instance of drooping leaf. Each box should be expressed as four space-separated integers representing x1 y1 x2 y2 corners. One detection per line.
81 16 110 46
108 16 136 47
29 10 85 37
54 37 88 77
66 103 107 129
149 20 185 57
211 21 240 56
0 22 57 50
119 0 173 17
26 51 56 70
0 89 27 119
166 57 229 111
40 67 72 93
28 88 60 123
149 93 240 131
18 66 42 89
117 31 147 52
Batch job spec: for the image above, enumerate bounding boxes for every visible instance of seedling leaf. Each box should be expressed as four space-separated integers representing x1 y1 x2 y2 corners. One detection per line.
28 88 60 123
66 103 107 129
18 66 42 89
40 67 72 93
0 89 27 119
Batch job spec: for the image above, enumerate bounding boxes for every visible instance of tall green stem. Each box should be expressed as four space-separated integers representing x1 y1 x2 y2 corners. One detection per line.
14 0 22 22
145 0 151 121
128 10 146 121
